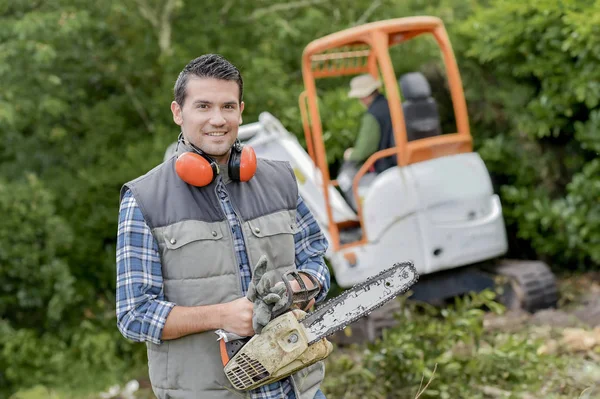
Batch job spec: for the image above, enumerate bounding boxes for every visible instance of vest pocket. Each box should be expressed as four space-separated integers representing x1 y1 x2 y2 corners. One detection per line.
163 223 224 250
159 220 230 281
246 211 298 268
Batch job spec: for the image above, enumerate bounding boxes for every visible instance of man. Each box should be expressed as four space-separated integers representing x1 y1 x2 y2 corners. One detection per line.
344 74 396 174
116 54 330 399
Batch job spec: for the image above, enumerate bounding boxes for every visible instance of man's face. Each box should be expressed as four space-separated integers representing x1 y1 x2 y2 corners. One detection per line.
171 77 244 164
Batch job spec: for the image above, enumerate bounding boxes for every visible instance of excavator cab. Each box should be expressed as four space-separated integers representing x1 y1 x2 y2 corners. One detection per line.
299 17 473 253
295 17 557 317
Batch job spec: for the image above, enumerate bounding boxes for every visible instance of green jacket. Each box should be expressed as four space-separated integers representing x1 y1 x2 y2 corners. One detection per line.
349 112 380 162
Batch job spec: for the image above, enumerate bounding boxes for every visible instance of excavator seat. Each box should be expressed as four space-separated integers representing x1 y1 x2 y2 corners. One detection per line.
399 72 442 141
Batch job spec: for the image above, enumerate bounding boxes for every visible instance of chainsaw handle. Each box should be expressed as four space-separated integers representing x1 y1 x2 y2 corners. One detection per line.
219 271 319 366
271 271 319 319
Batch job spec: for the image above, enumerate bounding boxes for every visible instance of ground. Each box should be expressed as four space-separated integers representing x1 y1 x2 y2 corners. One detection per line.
97 272 600 399
485 271 600 334
481 272 600 398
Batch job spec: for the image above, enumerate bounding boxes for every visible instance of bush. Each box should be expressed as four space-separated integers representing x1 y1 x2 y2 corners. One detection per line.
0 175 74 331
456 0 600 269
322 291 586 398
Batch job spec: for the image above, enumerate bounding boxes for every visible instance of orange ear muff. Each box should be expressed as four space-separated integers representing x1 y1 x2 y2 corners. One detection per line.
238 146 257 182
175 152 218 187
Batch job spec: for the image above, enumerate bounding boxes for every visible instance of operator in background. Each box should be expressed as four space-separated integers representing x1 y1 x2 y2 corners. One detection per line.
343 73 397 174
116 54 330 399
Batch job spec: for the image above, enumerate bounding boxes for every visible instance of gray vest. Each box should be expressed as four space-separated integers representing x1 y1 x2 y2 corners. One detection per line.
121 146 325 399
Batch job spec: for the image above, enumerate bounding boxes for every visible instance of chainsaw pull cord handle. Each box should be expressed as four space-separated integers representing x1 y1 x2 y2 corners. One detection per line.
271 270 320 319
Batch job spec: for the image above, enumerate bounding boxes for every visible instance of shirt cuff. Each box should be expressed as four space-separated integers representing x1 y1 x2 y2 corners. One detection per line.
145 300 176 345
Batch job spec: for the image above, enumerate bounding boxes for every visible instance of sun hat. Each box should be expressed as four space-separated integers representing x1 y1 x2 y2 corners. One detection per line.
348 74 382 98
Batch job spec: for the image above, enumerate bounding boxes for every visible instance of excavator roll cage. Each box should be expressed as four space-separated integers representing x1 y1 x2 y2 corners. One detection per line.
299 16 473 252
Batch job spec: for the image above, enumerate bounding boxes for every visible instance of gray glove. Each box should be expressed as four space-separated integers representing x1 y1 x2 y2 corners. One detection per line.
246 255 289 334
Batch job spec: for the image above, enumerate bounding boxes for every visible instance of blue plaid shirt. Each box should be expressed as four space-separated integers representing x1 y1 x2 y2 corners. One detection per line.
116 177 330 399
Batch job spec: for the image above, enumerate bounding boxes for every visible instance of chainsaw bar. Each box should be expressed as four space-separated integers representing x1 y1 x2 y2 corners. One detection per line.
301 261 418 344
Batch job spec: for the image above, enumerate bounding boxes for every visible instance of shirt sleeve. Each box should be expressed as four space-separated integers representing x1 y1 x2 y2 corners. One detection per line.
349 112 381 162
116 189 175 345
294 194 330 303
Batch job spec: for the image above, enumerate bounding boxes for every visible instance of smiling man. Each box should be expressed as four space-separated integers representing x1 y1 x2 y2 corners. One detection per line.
116 54 330 399
171 67 244 164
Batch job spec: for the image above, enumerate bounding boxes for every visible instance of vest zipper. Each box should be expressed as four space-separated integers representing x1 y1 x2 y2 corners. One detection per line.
222 182 253 267
214 177 244 295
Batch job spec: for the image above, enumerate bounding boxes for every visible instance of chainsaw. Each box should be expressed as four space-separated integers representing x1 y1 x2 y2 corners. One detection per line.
217 261 418 391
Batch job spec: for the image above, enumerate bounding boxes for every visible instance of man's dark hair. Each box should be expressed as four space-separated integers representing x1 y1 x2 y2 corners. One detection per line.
174 54 244 106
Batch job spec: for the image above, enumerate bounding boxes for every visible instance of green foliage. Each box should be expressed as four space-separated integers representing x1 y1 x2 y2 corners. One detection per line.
457 0 600 268
2 320 145 397
500 159 600 267
1 0 599 396
0 175 74 329
322 292 585 399
9 386 62 399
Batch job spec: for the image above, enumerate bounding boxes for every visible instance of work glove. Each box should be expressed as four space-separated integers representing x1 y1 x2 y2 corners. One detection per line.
246 255 290 334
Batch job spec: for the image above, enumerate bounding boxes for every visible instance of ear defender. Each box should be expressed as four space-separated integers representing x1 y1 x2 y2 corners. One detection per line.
174 136 256 187
229 140 257 182
175 151 219 187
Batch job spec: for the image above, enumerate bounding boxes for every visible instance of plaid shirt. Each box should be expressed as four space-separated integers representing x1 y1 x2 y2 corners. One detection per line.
116 177 330 399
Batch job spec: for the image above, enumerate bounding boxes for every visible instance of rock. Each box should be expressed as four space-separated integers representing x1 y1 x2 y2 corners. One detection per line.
530 309 585 328
561 327 600 352
574 299 600 327
483 310 530 332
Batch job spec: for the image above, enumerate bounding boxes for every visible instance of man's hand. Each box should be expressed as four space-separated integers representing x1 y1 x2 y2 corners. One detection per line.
344 147 354 161
287 273 319 311
247 256 287 334
220 297 255 337
246 256 322 334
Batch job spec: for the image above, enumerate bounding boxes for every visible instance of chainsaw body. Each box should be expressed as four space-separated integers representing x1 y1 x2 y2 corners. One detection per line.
220 262 418 391
223 311 333 391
